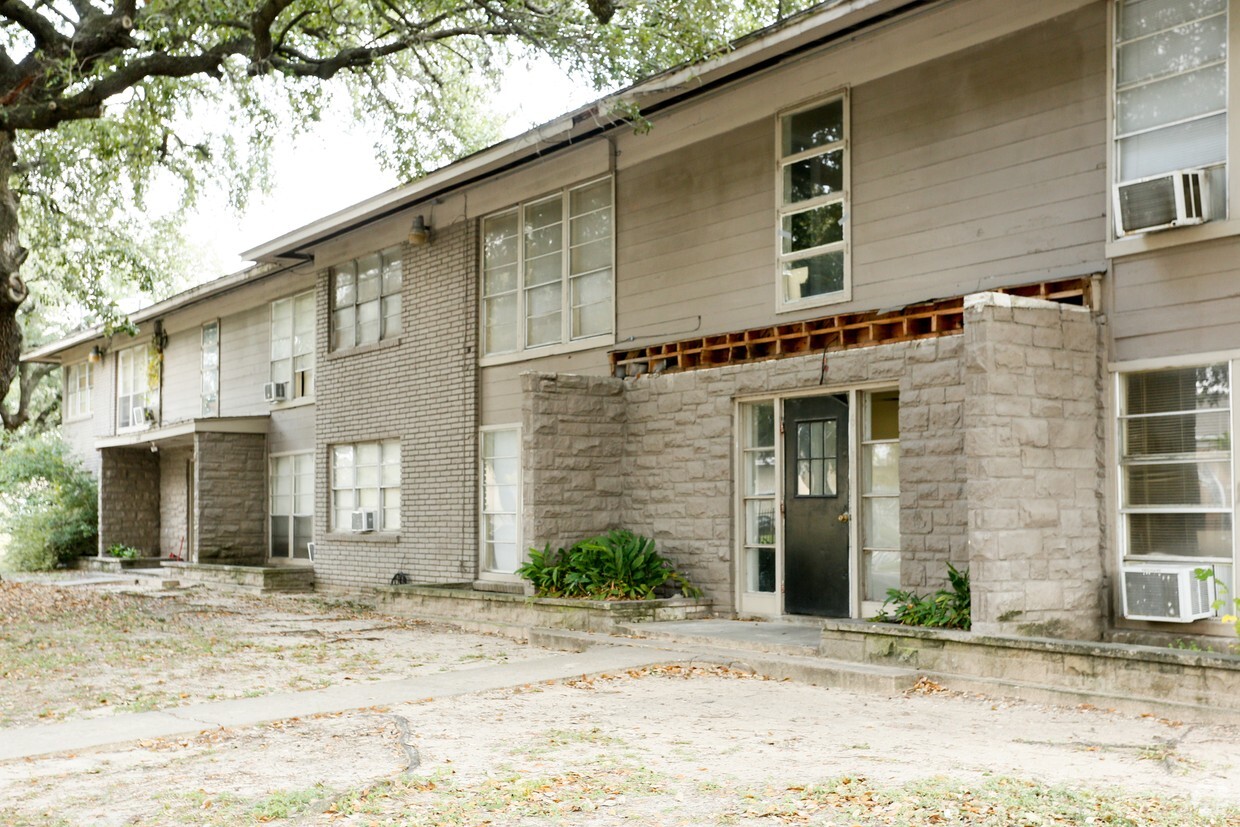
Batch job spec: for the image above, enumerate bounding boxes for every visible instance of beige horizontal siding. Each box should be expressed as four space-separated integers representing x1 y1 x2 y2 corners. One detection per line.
481 348 612 425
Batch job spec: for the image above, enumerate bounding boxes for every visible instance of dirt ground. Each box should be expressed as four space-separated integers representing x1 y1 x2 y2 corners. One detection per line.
2 579 1240 826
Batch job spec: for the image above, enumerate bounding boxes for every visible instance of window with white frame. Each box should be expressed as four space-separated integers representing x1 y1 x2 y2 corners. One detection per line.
481 427 520 573
861 389 901 603
481 178 613 356
332 248 402 350
1114 0 1228 218
64 362 92 421
116 344 157 430
1120 363 1233 560
741 402 777 594
331 439 400 532
271 292 314 400
778 94 848 307
201 321 220 417
271 453 314 559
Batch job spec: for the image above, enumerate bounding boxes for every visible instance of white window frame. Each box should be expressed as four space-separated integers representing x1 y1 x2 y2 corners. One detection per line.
1108 0 1240 256
270 451 314 561
480 176 615 364
330 247 402 351
116 344 157 432
201 320 220 418
739 402 777 604
776 91 851 312
271 291 315 401
64 361 92 422
1115 359 1236 609
479 425 522 578
860 389 901 612
330 439 401 533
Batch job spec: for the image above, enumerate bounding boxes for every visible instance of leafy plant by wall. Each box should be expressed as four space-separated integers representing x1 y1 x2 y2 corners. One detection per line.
517 530 700 600
0 432 97 571
877 564 971 630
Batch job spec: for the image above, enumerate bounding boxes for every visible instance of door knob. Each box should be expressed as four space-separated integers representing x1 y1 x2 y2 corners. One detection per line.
838 512 850 523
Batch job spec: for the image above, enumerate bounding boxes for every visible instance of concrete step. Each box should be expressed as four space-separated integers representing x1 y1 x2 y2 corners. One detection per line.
613 618 823 657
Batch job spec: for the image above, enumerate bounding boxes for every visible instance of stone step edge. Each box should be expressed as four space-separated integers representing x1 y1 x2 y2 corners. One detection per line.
610 622 822 658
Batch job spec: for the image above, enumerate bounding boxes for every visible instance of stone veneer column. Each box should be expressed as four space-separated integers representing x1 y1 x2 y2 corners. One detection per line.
98 447 160 555
522 373 627 552
193 431 267 565
963 292 1105 639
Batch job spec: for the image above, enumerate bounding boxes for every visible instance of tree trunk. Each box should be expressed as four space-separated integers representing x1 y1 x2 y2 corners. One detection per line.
0 129 29 423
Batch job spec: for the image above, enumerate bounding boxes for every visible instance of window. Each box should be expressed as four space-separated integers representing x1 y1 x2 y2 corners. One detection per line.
331 439 400 532
861 390 901 603
778 94 848 307
1120 364 1232 561
332 248 402 350
116 344 157 430
741 402 777 594
481 178 613 356
271 453 314 559
64 362 92 422
481 427 520 573
271 292 314 400
1114 0 1228 218
201 321 219 417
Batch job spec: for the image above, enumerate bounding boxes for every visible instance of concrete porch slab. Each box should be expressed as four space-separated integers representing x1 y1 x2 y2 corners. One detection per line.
161 562 314 594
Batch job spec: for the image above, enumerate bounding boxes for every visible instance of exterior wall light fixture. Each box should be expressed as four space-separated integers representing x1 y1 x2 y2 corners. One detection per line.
408 214 431 246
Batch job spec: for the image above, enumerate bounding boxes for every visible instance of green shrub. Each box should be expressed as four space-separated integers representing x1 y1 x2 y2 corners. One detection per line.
0 432 98 571
106 543 140 559
517 529 700 600
877 563 971 630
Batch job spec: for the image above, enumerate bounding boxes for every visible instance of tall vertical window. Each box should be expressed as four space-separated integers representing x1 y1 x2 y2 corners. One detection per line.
332 248 402 350
271 292 314 400
64 362 92 422
861 390 901 603
331 440 401 532
271 453 314 560
201 321 220 417
1115 0 1228 216
481 427 520 573
1120 364 1232 561
117 344 157 430
778 94 848 307
481 178 613 356
741 402 777 593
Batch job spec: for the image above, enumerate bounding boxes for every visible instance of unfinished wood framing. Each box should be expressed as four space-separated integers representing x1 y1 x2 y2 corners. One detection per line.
611 277 1095 377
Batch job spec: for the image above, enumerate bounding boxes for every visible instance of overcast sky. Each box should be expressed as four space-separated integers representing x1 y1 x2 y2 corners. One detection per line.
185 58 599 277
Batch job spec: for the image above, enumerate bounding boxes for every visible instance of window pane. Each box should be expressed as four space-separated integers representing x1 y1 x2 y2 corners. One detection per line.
293 517 313 559
783 251 845 301
782 202 844 254
334 268 356 308
746 499 776 545
782 100 844 156
864 497 900 550
746 546 777 593
570 209 612 245
1117 64 1226 135
1117 15 1225 87
570 180 611 215
484 294 518 354
573 301 611 340
381 256 402 296
570 238 611 274
484 264 519 296
525 224 562 260
783 149 844 204
1125 412 1230 457
384 507 401 532
748 403 775 447
864 549 901 602
864 443 901 495
484 212 519 263
383 294 402 337
1126 364 1229 414
1120 0 1225 40
271 516 290 558
869 390 900 440
1127 511 1231 557
571 268 611 306
527 311 561 348
746 450 776 496
1125 461 1230 506
1118 112 1227 179
526 253 562 287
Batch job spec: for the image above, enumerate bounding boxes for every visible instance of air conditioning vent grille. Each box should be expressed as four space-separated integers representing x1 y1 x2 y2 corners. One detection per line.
1114 169 1209 236
1122 565 1214 622
1117 178 1178 230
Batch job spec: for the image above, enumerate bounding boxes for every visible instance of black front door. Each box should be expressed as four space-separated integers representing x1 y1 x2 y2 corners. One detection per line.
783 394 850 616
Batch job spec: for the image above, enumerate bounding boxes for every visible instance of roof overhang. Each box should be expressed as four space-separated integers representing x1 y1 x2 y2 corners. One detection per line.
241 0 926 263
95 416 270 450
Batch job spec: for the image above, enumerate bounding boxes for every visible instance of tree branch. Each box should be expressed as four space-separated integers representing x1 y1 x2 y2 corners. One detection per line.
0 1 70 52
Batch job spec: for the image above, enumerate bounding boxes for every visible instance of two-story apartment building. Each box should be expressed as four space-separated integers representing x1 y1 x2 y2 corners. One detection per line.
25 0 1240 643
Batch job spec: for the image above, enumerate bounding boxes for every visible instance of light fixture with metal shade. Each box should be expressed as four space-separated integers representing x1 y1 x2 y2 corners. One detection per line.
408 214 431 246
88 344 105 364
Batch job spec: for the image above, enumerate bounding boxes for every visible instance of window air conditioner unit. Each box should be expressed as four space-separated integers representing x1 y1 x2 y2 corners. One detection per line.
350 509 378 533
131 406 152 427
1121 564 1214 623
263 381 288 403
1114 169 1209 237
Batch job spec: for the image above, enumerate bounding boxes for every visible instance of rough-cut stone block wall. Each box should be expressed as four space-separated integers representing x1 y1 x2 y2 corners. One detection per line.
99 448 160 555
525 339 969 614
964 293 1104 639
314 221 478 591
194 431 267 565
522 373 627 552
898 336 969 590
159 447 191 558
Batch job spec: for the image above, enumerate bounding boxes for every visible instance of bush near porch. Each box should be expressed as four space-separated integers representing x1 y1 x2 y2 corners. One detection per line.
517 530 700 600
0 433 97 571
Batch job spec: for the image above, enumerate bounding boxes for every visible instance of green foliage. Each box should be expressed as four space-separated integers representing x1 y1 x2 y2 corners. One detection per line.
517 529 699 600
106 544 141 560
878 564 971 630
1194 567 1240 634
0 432 97 571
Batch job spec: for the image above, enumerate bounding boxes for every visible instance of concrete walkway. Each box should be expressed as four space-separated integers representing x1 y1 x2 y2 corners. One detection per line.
0 646 673 762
